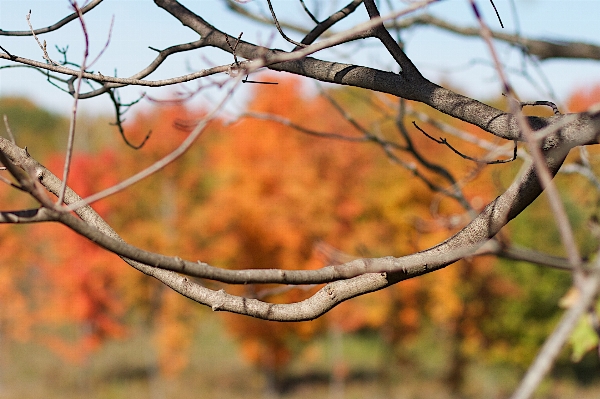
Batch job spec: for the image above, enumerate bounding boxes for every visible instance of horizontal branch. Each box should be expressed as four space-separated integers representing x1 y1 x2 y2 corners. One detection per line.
0 46 229 90
388 14 600 61
154 0 600 147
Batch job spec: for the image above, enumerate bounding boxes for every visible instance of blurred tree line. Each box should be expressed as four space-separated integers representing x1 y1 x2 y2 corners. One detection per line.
1 78 599 397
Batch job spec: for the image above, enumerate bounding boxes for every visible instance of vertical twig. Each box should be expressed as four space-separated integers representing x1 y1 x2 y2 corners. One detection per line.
469 0 582 276
58 1 89 205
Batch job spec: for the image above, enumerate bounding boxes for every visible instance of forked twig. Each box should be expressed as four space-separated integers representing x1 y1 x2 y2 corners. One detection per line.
26 10 58 65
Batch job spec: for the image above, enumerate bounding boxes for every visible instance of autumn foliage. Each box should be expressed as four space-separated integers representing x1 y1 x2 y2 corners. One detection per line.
1 78 599 384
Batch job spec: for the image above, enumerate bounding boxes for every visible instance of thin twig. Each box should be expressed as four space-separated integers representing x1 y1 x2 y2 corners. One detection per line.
58 1 90 205
239 112 369 142
414 121 517 164
0 45 15 59
266 0 306 48
520 100 560 115
66 74 244 211
26 10 58 65
469 0 583 280
107 90 151 149
3 115 16 144
488 0 504 28
0 0 103 36
299 0 319 24
297 0 364 49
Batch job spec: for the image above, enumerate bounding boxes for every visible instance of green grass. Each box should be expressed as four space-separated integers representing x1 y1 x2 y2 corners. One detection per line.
1 320 599 399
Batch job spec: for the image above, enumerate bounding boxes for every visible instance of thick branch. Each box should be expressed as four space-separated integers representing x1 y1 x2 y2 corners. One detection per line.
153 0 600 147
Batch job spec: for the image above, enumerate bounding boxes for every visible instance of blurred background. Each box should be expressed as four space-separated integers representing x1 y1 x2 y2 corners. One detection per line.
1 1 600 398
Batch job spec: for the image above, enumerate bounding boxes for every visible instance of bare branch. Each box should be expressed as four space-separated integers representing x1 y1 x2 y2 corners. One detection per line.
0 0 104 36
297 0 364 48
469 0 584 281
387 14 600 61
2 115 16 144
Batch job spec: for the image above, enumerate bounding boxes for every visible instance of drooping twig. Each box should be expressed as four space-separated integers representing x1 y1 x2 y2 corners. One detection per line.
266 0 306 48
108 90 151 149
298 0 319 24
520 100 560 115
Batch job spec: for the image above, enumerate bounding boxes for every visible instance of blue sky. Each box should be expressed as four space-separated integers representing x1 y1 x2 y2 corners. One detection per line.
0 0 599 116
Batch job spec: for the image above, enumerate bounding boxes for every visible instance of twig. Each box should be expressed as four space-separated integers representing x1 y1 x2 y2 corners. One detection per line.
0 44 15 59
386 14 600 61
26 10 58 65
297 0 364 49
520 100 560 115
66 74 244 211
107 90 151 149
225 32 243 66
240 112 369 142
395 101 471 210
266 0 306 48
488 0 504 28
58 1 90 205
0 0 103 36
299 0 319 24
414 121 517 164
469 0 583 282
3 115 16 144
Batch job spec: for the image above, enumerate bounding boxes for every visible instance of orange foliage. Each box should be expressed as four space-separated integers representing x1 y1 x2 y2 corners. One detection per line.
567 83 600 112
0 74 535 375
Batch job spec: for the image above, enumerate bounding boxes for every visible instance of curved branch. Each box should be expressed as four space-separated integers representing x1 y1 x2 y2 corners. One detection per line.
0 137 392 321
0 129 571 286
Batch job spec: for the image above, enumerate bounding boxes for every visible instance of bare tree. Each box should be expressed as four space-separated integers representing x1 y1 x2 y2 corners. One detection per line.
1 1 600 397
